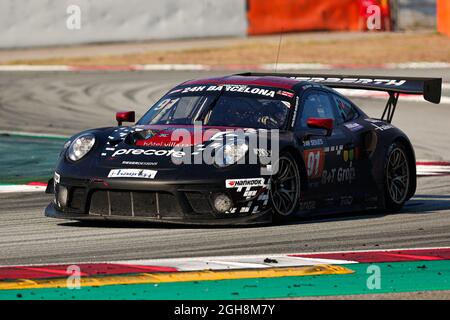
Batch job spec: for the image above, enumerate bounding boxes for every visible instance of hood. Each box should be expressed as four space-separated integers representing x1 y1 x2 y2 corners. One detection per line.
97 125 263 168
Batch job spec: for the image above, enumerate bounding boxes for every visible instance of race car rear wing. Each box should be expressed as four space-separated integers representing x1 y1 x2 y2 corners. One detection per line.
237 73 442 123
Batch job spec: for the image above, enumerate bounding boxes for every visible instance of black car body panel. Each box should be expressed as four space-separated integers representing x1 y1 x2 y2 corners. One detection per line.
45 74 440 225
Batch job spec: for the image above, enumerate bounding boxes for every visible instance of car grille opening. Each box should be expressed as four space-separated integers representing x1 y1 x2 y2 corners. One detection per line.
89 190 183 218
69 187 86 211
185 192 213 214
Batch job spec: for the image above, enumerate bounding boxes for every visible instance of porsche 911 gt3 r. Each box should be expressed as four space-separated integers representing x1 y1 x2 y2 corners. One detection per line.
45 73 442 225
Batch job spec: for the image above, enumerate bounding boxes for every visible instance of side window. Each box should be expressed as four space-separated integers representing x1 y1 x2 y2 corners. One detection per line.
332 95 358 123
298 91 337 129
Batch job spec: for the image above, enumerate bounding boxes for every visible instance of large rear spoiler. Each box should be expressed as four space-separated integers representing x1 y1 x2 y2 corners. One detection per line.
237 73 442 122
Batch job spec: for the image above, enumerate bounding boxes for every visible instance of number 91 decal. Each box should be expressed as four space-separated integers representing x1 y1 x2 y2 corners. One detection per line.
304 149 325 179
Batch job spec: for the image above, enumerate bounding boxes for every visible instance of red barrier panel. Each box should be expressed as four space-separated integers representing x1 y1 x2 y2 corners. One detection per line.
247 0 391 35
438 0 450 37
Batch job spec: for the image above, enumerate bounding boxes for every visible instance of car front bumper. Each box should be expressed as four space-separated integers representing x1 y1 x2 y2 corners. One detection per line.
45 175 272 225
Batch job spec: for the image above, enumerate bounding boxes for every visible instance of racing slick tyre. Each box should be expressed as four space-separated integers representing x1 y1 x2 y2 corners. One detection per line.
269 153 301 222
384 142 411 212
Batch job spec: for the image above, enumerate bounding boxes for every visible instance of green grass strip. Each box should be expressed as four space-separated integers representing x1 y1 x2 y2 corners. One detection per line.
1 260 450 300
0 131 69 141
0 135 64 184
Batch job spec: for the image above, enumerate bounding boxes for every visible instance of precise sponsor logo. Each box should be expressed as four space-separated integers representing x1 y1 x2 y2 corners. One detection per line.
108 169 158 179
54 172 61 184
122 161 158 166
290 77 407 87
112 148 185 158
174 85 278 98
344 122 364 132
322 164 356 185
364 119 394 131
226 178 265 188
303 138 324 147
277 90 294 98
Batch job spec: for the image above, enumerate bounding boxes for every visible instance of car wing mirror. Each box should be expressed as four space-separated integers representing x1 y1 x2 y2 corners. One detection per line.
116 111 135 126
306 117 333 137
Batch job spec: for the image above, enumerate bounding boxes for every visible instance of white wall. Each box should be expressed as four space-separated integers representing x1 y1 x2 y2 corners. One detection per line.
0 0 247 48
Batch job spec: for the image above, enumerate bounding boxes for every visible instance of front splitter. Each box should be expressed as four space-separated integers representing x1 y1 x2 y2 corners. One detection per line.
44 202 272 226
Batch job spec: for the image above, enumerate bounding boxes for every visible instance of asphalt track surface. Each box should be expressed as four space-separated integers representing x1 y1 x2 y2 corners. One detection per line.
0 69 449 266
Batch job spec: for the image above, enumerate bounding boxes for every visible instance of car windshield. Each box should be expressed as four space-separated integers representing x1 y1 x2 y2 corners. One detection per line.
138 86 293 129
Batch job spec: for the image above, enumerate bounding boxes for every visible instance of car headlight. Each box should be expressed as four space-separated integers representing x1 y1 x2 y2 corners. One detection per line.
67 134 96 161
215 141 248 167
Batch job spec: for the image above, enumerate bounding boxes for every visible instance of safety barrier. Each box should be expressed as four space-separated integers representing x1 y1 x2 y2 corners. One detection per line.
247 0 392 35
438 0 450 36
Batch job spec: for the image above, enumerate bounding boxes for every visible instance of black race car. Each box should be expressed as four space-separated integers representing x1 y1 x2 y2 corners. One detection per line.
45 73 442 225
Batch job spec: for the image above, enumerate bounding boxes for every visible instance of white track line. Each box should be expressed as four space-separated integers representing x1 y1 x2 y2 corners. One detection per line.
0 65 71 71
384 62 450 69
117 255 356 271
0 185 46 193
138 64 210 71
2 246 450 269
262 63 333 70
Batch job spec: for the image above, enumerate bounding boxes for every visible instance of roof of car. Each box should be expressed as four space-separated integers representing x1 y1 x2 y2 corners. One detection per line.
181 75 302 90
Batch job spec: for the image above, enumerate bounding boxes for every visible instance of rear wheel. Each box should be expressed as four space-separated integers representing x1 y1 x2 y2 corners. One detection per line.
270 153 301 222
384 143 411 211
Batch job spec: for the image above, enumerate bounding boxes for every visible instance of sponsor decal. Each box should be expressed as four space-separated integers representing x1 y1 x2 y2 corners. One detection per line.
372 123 394 131
173 85 278 98
299 201 316 210
54 172 60 184
140 141 191 148
343 147 360 162
340 196 353 206
290 96 299 128
108 169 157 179
121 161 158 166
344 122 364 132
290 77 407 87
364 119 394 131
226 178 265 188
324 145 344 154
153 98 180 111
53 172 60 192
337 166 356 183
253 148 271 157
303 138 324 147
321 163 356 185
168 88 183 95
112 148 185 158
277 90 294 98
304 149 325 179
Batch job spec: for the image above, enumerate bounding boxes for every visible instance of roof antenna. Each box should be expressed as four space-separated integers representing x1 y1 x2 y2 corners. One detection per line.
274 30 284 72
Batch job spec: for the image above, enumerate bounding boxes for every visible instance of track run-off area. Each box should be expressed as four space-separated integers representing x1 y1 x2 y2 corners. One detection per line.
0 68 450 299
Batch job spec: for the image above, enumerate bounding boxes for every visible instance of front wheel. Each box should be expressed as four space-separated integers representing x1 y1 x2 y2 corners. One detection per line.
269 153 301 222
384 142 411 212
